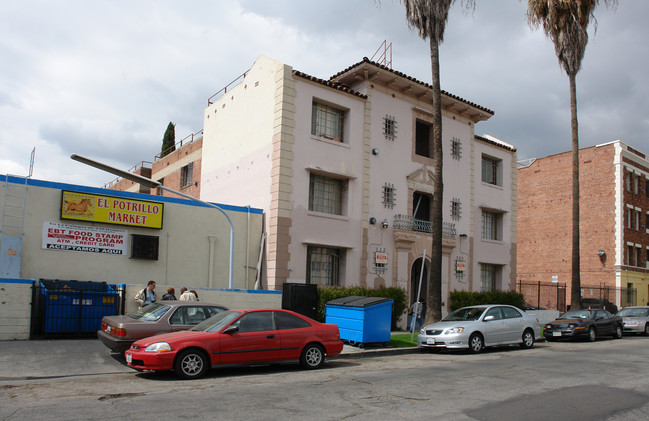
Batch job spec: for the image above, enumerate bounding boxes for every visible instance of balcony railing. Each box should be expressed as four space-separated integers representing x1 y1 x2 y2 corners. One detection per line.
393 214 456 237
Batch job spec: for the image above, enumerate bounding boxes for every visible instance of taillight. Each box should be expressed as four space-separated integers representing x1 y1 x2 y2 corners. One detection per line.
101 321 107 330
112 327 127 337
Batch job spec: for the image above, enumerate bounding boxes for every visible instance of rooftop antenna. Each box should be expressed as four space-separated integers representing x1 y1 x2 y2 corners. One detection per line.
370 40 392 68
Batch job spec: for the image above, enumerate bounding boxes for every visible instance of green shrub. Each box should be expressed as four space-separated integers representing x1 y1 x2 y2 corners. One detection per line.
449 290 526 311
316 286 407 330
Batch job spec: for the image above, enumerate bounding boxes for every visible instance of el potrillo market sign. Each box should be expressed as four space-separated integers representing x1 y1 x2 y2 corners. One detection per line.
60 190 164 229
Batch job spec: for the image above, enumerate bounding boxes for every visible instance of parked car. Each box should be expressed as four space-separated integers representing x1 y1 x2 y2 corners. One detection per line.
98 302 227 352
616 306 649 335
544 309 623 341
125 308 344 379
417 305 542 353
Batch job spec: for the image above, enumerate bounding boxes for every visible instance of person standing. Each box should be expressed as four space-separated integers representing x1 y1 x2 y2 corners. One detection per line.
161 287 177 301
179 287 196 301
134 280 157 308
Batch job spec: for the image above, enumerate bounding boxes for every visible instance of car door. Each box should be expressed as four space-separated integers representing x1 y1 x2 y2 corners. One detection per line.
594 310 615 335
217 311 281 365
274 311 313 361
482 307 508 345
500 306 526 342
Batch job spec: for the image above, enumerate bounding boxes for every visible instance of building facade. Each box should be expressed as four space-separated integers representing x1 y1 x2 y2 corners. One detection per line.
517 140 649 309
200 55 518 313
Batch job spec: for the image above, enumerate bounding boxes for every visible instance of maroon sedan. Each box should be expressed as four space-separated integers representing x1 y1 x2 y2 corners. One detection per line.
125 309 343 379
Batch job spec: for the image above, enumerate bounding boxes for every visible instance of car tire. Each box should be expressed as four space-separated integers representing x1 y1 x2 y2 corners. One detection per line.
468 333 483 353
520 329 535 349
174 349 208 380
300 343 325 369
613 325 623 339
644 324 649 336
588 327 596 342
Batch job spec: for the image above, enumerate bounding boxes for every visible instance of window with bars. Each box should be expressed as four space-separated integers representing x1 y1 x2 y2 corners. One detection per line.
451 137 462 160
481 210 500 240
482 155 499 185
480 264 497 292
451 198 462 220
311 101 345 142
180 162 193 187
383 115 397 141
382 183 396 208
306 246 341 286
309 173 343 215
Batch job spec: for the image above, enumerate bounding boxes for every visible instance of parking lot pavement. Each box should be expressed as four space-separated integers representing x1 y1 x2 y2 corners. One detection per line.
0 336 418 380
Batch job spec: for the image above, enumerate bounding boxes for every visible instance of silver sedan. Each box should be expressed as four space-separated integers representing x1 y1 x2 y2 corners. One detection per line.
617 306 649 335
417 304 542 353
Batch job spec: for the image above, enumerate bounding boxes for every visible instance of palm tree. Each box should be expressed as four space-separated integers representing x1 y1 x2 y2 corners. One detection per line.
526 0 616 310
403 0 474 323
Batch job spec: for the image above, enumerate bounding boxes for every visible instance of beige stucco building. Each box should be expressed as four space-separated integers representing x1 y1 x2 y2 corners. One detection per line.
200 55 518 313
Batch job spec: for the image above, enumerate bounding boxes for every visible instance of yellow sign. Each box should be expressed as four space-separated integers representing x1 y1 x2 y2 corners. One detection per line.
61 190 164 229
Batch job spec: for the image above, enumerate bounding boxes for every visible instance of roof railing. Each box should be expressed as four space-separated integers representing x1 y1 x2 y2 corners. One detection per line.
207 70 250 105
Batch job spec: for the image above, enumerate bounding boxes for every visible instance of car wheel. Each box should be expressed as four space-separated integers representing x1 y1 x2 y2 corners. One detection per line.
520 329 535 349
588 327 596 342
468 333 483 353
613 325 622 339
644 324 649 336
300 343 325 369
174 349 208 380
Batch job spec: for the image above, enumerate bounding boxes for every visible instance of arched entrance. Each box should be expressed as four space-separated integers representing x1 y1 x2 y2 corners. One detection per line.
410 256 429 305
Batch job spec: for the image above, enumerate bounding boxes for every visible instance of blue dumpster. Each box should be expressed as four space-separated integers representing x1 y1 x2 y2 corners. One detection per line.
40 280 120 334
325 296 393 346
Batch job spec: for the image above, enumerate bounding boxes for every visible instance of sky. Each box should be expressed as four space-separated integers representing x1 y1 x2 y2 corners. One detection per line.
1 1 647 187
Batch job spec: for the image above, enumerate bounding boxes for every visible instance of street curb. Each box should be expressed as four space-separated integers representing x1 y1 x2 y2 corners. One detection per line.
330 346 420 360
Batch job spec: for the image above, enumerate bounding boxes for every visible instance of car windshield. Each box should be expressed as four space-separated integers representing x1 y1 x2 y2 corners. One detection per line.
442 307 486 321
617 308 649 317
192 311 242 333
127 303 170 321
559 310 594 320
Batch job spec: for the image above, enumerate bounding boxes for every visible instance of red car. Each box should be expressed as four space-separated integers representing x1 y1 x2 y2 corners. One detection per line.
125 308 343 379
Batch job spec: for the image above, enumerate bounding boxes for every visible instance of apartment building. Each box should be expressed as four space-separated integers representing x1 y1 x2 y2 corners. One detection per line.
518 140 649 309
200 55 518 311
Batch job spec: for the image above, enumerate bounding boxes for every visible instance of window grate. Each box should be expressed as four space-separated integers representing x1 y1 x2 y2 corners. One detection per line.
382 183 396 209
383 115 397 141
451 137 462 160
312 101 344 142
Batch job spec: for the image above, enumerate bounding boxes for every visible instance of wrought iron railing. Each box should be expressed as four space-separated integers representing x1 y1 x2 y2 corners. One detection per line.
393 214 456 237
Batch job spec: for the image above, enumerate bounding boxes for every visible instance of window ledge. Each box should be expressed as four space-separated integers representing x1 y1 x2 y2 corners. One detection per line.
481 238 504 245
311 135 351 149
306 210 349 222
481 182 504 190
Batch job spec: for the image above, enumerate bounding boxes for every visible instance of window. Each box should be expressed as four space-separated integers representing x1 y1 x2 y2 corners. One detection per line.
309 174 343 215
413 192 432 232
636 210 641 230
234 311 274 332
501 306 523 319
481 210 501 241
634 175 639 194
311 101 344 142
307 246 341 286
383 115 397 141
637 247 643 267
180 162 193 187
131 234 159 260
382 183 396 209
485 307 503 320
627 208 633 229
275 311 311 330
480 264 498 292
169 306 209 325
482 156 499 185
451 198 462 221
156 178 164 196
625 172 631 192
451 137 462 160
627 245 636 266
415 121 431 157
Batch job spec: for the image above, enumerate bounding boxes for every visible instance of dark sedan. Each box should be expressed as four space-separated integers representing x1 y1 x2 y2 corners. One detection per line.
98 302 227 352
544 309 623 342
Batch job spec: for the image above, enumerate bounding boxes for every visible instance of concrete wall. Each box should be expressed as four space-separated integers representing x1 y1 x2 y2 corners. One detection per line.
0 279 33 340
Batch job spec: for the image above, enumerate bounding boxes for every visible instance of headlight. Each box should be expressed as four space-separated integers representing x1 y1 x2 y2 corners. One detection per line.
545 324 552 329
568 324 577 329
444 327 465 334
420 327 426 334
144 342 171 352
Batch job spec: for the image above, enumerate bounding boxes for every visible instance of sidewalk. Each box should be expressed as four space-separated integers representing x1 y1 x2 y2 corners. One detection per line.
0 334 419 380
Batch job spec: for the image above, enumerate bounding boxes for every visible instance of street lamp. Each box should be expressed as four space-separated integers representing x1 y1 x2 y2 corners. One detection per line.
70 154 235 289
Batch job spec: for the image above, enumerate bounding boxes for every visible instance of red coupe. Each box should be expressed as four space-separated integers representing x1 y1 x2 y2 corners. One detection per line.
125 308 343 379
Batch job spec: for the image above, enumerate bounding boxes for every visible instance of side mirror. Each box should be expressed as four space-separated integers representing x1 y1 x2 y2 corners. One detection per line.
222 325 239 334
483 315 495 322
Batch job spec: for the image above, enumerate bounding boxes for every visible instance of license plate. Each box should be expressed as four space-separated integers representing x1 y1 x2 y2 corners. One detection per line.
426 338 436 344
552 332 561 337
126 353 132 363
106 325 111 333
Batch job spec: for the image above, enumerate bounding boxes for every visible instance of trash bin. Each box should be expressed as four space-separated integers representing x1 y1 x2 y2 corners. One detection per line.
325 296 393 346
39 280 120 334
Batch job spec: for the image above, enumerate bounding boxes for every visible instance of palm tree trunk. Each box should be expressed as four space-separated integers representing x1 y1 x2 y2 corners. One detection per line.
569 72 582 310
426 33 444 323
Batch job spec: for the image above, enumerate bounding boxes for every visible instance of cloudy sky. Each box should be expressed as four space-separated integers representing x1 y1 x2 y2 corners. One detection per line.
1 1 647 187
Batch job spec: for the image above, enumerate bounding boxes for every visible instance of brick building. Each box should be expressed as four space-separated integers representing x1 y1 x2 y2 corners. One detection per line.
517 140 649 310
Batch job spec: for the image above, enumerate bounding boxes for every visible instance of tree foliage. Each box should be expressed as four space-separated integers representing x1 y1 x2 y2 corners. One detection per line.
161 121 176 158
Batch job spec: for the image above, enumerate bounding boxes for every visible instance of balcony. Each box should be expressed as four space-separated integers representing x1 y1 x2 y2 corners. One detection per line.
393 214 456 237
